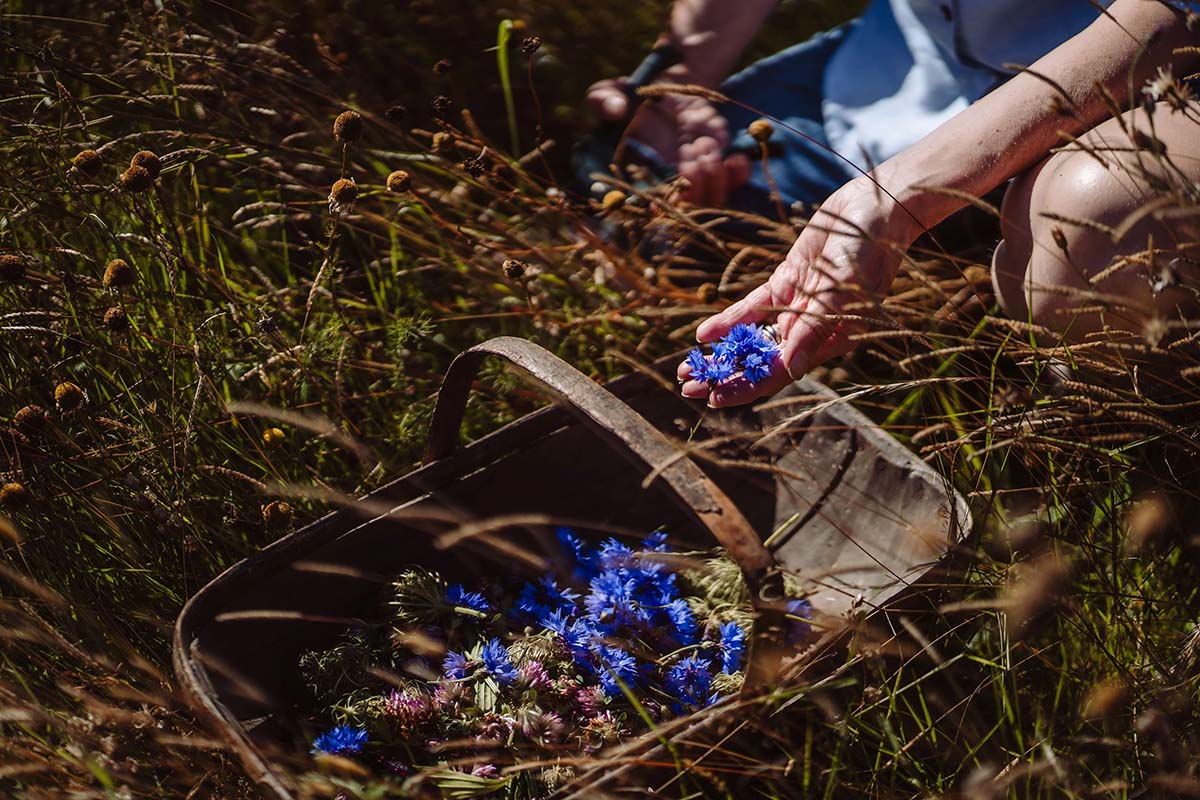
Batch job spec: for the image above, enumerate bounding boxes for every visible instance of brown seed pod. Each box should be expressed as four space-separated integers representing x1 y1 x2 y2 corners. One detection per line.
386 170 412 193
12 405 47 433
328 177 358 212
0 254 26 282
103 258 136 289
261 500 294 530
72 149 103 177
601 189 626 212
129 150 161 179
0 482 29 509
433 59 452 75
430 95 453 115
521 36 542 55
54 381 85 413
103 306 130 332
119 164 154 193
332 110 363 143
748 119 774 144
502 259 527 280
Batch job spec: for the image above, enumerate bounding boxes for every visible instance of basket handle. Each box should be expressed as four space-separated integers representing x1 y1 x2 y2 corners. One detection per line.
425 337 788 686
426 337 774 574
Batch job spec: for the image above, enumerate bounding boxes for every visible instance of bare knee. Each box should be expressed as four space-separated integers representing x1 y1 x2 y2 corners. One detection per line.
994 104 1200 339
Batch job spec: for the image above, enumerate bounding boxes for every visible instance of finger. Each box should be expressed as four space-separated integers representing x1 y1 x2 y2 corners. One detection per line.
724 153 752 191
695 284 775 342
681 378 710 399
706 359 794 408
586 80 629 120
696 148 725 206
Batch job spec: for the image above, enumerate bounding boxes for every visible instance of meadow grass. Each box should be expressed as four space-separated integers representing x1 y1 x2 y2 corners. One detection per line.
2 1 1200 798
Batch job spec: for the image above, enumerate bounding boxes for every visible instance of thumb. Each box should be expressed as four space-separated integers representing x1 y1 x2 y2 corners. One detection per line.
586 79 630 121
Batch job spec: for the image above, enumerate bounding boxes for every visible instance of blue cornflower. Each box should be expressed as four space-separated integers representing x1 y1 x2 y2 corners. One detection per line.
556 527 598 581
516 577 580 622
786 599 813 645
643 531 670 552
722 323 761 359
713 621 746 674
742 352 772 385
685 348 710 382
312 725 368 755
596 645 640 697
480 638 520 685
443 650 471 680
598 538 634 572
586 570 650 632
446 584 491 615
663 597 698 644
705 356 734 383
665 654 714 710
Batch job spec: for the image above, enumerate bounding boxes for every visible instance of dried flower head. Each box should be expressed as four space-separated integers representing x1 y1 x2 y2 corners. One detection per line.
748 119 774 144
521 36 542 55
328 177 358 214
0 482 29 509
502 259 527 280
601 189 626 212
103 258 136 289
72 149 103 177
384 104 409 119
118 164 154 193
262 500 294 530
0 254 26 282
129 150 161 179
103 306 129 332
462 153 487 178
13 405 47 433
386 170 412 193
1143 65 1193 113
432 59 452 75
262 427 285 446
54 381 85 413
333 110 364 143
431 132 452 153
430 95 452 115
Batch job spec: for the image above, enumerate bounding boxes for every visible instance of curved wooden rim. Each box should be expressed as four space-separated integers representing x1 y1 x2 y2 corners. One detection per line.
425 337 788 686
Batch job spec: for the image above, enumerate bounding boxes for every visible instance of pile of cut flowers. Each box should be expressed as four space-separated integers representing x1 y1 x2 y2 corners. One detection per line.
298 528 813 796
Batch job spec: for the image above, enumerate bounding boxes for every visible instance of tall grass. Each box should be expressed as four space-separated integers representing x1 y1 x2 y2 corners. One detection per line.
1 1 1199 798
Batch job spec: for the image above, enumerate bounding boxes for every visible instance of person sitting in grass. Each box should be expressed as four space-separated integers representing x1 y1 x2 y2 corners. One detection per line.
587 0 1200 406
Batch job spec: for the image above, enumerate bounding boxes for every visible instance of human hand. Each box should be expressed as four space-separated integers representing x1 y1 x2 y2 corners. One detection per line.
677 178 926 406
585 75 750 206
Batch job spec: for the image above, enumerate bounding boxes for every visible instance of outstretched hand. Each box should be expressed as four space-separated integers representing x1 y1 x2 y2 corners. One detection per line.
677 178 925 406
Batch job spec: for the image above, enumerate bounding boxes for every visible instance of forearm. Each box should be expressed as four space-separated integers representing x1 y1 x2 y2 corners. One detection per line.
661 0 779 86
878 0 1198 231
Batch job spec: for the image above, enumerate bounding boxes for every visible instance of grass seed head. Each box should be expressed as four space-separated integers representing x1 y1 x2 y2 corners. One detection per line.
0 482 29 508
431 132 452 153
748 119 774 144
0 254 27 282
502 259 527 280
103 258 136 289
54 382 85 413
332 110 363 143
329 177 358 213
72 149 103 176
118 164 154 193
261 500 294 530
697 282 717 303
386 170 411 193
13 405 47 433
103 306 130 332
129 150 161 179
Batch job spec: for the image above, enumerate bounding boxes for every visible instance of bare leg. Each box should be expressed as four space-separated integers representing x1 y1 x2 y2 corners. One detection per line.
992 102 1200 342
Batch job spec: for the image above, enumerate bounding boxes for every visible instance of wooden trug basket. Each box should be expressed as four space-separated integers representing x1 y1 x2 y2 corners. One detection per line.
174 337 971 798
